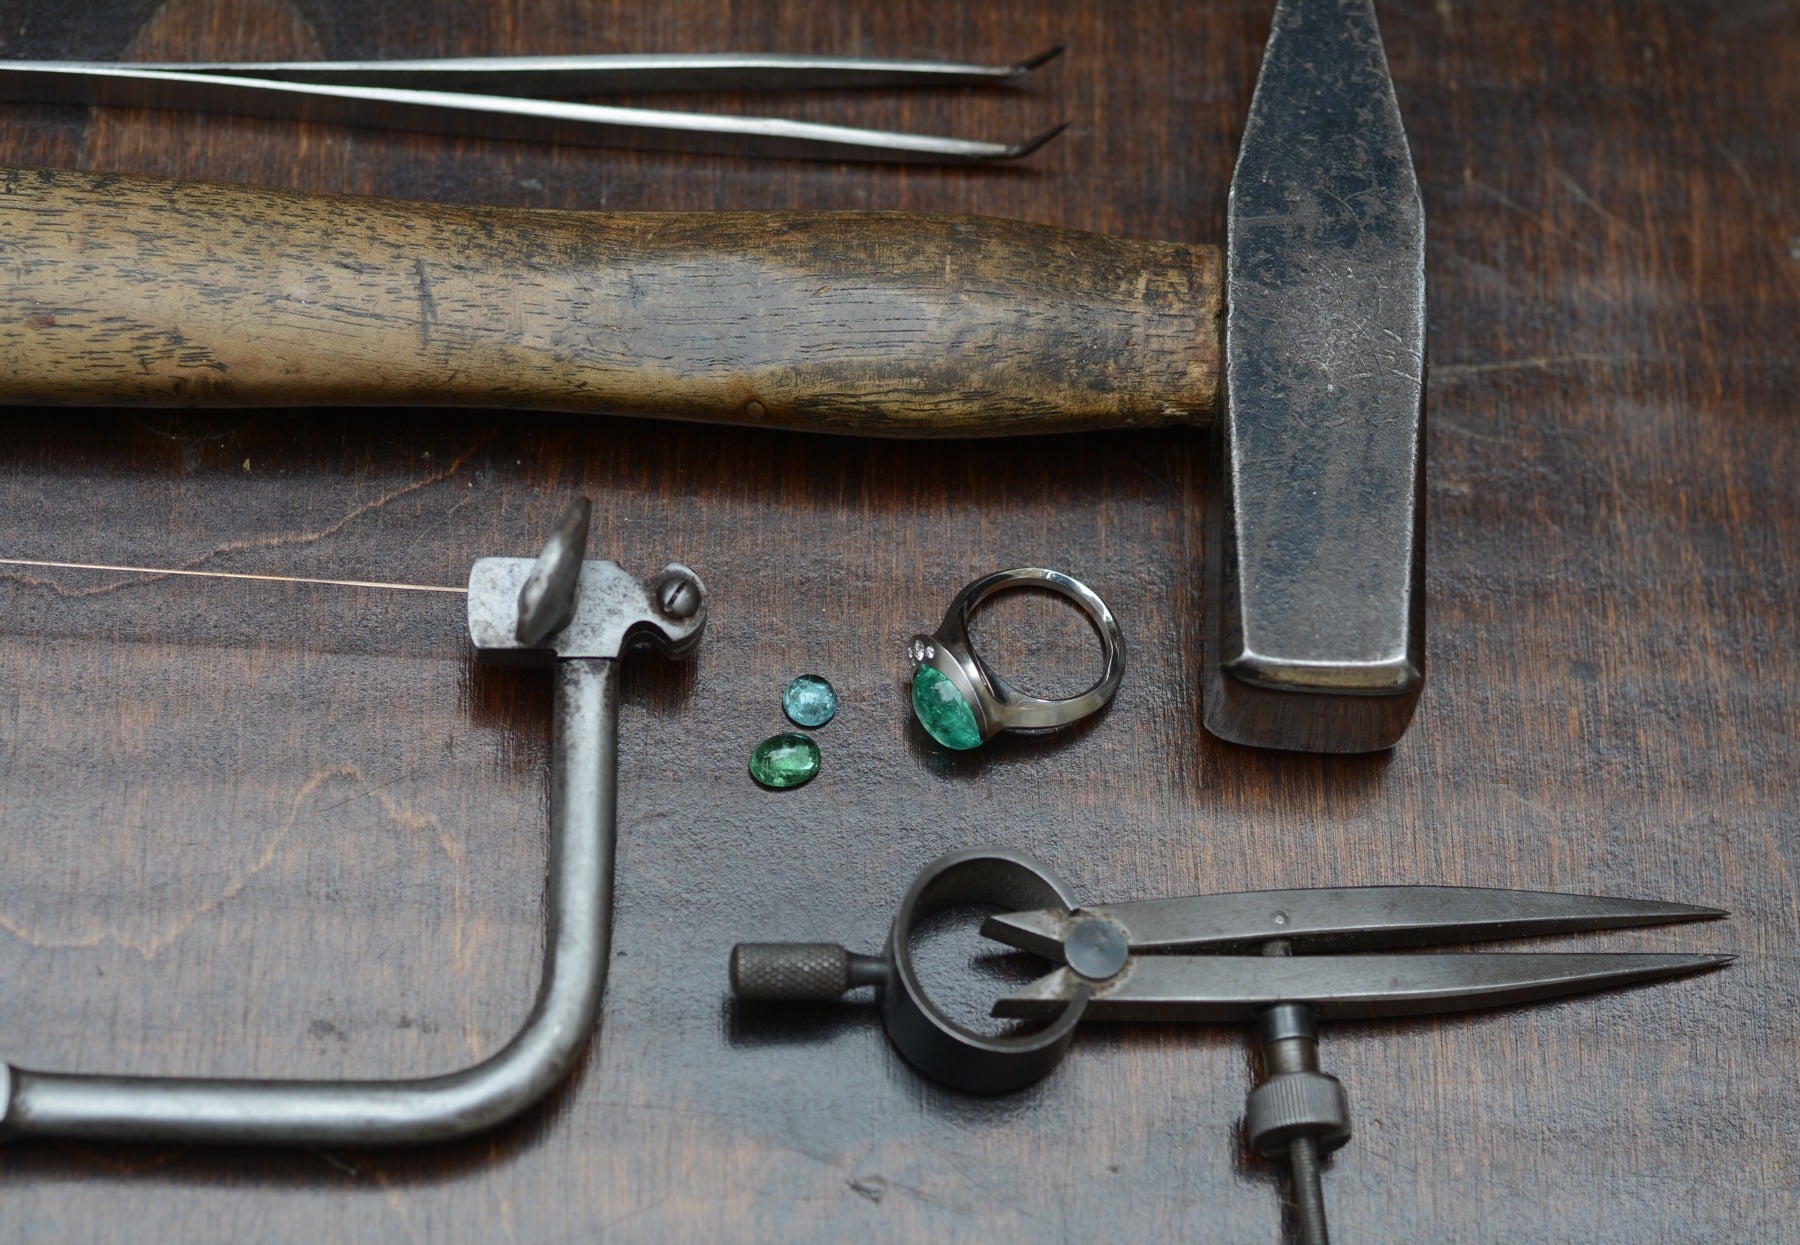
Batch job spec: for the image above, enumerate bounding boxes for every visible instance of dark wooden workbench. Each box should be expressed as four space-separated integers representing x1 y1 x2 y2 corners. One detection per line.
0 1 1792 1240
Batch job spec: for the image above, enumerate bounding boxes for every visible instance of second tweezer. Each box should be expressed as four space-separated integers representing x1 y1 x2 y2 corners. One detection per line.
0 48 1068 163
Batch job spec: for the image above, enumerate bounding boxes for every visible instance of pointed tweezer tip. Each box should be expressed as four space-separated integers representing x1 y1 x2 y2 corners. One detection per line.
1001 121 1068 160
1013 45 1067 74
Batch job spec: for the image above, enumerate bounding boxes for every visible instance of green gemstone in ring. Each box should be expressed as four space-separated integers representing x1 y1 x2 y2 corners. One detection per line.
911 666 984 750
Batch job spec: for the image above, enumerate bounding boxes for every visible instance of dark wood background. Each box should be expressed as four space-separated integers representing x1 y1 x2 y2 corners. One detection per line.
0 1 1792 1241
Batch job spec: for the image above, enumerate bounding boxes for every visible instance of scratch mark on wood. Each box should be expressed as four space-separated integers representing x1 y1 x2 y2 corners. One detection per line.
0 764 470 969
1555 171 1641 237
848 1175 889 1203
1464 175 1571 240
1433 354 1646 380
415 256 438 350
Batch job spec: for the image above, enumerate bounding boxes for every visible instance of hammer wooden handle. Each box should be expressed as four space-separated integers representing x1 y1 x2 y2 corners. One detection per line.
0 166 1218 435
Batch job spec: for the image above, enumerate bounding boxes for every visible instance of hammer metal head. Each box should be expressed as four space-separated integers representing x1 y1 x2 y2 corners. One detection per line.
1207 0 1427 752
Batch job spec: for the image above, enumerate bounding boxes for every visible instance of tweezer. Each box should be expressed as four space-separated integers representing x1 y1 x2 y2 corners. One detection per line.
0 48 1067 163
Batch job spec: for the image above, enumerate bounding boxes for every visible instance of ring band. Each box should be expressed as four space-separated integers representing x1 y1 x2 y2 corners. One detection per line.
908 568 1126 750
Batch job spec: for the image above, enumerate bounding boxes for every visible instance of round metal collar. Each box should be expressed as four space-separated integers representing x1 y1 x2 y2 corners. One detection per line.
877 848 1090 1093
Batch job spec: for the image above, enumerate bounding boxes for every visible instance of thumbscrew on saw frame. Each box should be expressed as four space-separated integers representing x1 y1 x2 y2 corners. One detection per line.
515 496 591 644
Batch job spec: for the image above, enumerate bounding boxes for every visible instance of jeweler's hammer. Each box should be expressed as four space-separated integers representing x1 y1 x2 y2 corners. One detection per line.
0 0 1424 753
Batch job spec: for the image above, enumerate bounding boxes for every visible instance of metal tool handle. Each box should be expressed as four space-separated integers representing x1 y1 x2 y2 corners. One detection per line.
0 167 1219 436
0 658 620 1144
0 535 708 1146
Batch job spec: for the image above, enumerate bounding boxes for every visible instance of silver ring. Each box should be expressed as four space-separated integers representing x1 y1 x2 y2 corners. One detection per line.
908 568 1126 750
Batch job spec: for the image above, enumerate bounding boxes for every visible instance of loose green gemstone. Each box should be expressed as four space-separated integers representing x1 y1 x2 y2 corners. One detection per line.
911 666 983 750
749 732 822 789
782 674 838 728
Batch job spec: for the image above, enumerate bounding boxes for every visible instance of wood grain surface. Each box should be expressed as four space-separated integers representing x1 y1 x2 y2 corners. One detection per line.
0 1 1792 1242
0 172 1220 433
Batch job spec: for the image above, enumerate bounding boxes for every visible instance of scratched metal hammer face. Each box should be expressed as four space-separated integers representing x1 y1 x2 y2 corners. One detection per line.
0 0 1426 755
